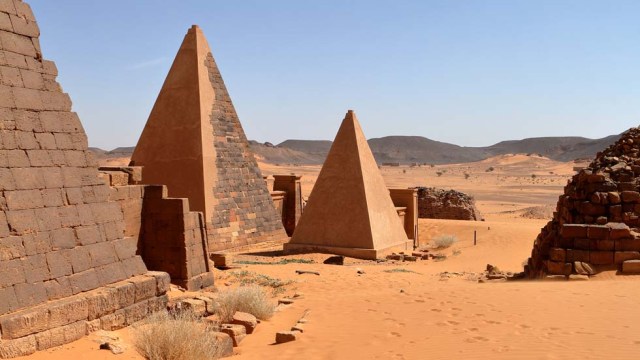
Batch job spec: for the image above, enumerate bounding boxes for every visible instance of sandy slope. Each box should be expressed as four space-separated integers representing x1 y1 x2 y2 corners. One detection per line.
26 155 639 359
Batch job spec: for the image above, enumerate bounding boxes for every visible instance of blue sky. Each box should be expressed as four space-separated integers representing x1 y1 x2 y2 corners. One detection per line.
30 0 640 150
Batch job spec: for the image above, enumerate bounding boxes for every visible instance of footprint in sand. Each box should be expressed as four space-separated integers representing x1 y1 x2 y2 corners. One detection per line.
447 320 460 325
389 331 402 337
431 308 442 312
436 322 448 327
485 320 502 325
517 324 531 329
633 340 640 345
414 299 426 303
465 336 490 343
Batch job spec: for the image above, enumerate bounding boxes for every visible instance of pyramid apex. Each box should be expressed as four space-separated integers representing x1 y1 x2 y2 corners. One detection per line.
344 109 358 122
189 25 203 33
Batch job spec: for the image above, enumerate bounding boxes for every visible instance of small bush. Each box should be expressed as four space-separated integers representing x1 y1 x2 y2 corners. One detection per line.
432 234 458 249
436 171 443 177
216 285 275 323
383 268 420 274
133 311 223 360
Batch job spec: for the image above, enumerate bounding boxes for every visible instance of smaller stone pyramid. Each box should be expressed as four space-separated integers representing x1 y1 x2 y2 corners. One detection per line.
284 110 412 259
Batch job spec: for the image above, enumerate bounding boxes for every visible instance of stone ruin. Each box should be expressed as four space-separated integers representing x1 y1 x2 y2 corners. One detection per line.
413 187 484 221
0 1 170 356
130 25 287 253
284 110 413 260
526 127 640 278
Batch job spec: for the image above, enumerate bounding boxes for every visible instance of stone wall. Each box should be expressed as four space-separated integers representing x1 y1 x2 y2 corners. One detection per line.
413 187 483 221
526 127 640 277
100 167 214 290
0 1 169 356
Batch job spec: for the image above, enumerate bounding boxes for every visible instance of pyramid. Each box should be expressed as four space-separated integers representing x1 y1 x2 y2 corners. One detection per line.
525 127 640 278
130 26 286 251
0 3 173 356
284 110 412 259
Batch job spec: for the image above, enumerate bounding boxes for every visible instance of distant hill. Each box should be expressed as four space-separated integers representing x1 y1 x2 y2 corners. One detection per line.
89 134 622 165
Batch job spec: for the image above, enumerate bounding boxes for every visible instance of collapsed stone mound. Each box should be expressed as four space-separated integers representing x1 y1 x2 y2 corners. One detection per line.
526 127 640 278
413 187 483 221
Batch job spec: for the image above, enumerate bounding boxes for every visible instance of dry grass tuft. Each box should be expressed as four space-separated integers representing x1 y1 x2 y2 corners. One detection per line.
432 234 458 249
133 310 223 360
216 285 275 323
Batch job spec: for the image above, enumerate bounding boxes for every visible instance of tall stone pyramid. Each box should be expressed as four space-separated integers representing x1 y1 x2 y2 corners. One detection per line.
526 127 640 278
0 1 169 356
284 110 412 259
130 26 286 251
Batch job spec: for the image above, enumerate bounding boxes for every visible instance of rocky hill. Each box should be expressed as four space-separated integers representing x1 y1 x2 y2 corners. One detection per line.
90 134 622 165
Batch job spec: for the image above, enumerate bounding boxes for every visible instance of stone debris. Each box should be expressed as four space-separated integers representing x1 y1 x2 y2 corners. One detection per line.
413 187 484 221
99 342 124 355
212 332 234 357
526 127 640 278
231 311 258 334
275 331 300 344
323 255 344 265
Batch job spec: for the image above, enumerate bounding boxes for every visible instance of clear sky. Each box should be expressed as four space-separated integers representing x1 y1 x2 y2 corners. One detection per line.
30 0 640 150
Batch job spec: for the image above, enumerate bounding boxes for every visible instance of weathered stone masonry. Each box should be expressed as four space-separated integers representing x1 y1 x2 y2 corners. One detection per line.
0 1 169 356
526 127 640 277
413 187 483 221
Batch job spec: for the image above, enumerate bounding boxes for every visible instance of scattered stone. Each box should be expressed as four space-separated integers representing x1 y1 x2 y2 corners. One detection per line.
275 331 300 344
220 324 246 347
232 312 258 334
356 268 365 274
291 323 305 333
323 255 344 265
278 298 295 305
295 270 320 275
404 256 418 262
574 262 596 276
99 342 124 355
386 253 404 261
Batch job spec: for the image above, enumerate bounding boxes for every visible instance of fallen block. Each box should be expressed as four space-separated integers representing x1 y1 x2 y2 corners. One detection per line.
232 311 258 334
212 332 234 357
275 330 300 344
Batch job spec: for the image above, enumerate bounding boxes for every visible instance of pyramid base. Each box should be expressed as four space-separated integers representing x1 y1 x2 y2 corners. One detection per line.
283 240 413 260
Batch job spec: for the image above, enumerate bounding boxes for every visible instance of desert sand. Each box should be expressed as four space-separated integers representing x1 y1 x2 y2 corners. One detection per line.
21 154 640 360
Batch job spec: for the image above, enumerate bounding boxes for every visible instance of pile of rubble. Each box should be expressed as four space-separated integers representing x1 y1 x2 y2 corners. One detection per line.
413 187 484 221
526 127 640 278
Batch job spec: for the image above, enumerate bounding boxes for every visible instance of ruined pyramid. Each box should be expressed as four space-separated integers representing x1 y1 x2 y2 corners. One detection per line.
526 127 640 277
131 26 286 251
0 1 168 356
284 110 412 259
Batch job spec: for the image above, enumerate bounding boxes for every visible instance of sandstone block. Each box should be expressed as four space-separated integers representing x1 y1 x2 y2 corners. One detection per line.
545 261 571 276
99 309 125 331
0 286 19 315
43 277 72 301
589 238 614 251
178 298 207 317
587 225 609 239
589 251 614 265
232 311 258 334
607 222 631 239
621 191 640 203
0 334 36 358
622 260 640 273
48 296 89 328
220 324 246 346
146 271 171 295
615 238 640 251
573 238 590 250
68 269 100 294
106 280 135 308
212 332 234 357
275 330 299 344
129 275 156 302
566 249 589 263
87 288 119 321
614 251 640 264
124 299 149 325
560 224 587 238
0 306 49 339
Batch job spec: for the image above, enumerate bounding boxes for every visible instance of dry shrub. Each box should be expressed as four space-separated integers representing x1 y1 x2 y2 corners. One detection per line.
133 310 222 360
432 234 458 249
216 285 275 323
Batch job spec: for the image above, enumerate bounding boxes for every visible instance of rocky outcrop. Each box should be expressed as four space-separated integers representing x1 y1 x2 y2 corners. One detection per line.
413 187 483 221
526 127 640 278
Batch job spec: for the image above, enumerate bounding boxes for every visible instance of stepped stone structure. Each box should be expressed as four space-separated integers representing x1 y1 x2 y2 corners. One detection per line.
0 1 169 356
526 127 640 278
130 25 287 252
413 187 483 221
284 110 413 260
